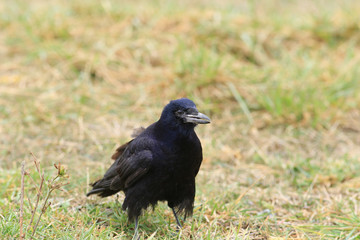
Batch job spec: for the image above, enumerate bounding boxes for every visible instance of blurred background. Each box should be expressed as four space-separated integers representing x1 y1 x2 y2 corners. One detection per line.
1 0 360 238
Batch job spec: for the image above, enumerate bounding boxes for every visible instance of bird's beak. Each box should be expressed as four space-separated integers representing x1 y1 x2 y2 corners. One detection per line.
184 112 211 124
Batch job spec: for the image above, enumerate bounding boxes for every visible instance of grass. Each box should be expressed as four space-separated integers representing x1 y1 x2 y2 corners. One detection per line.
1 0 360 239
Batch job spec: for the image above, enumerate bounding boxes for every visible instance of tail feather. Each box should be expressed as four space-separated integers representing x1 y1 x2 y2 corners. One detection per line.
86 188 107 197
86 178 120 197
87 157 124 198
86 187 118 197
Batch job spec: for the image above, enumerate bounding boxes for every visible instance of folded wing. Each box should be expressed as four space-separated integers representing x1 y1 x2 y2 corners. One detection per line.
86 137 153 197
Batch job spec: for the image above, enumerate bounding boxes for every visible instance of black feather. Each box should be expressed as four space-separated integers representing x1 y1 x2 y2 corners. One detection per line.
86 98 210 226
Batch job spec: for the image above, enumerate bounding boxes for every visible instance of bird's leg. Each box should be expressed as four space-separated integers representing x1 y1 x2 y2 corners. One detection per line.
132 216 139 240
171 207 182 230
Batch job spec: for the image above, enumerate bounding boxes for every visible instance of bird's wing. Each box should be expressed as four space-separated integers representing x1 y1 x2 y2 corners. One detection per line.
110 137 154 190
111 127 145 160
115 150 152 189
111 140 132 160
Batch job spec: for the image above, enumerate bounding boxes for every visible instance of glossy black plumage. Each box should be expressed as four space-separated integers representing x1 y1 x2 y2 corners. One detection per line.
86 98 210 228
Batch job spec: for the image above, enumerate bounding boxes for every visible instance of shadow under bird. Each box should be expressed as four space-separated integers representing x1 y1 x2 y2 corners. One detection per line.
86 98 211 236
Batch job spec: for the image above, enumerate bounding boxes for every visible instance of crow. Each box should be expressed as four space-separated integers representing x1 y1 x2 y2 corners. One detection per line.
86 98 210 236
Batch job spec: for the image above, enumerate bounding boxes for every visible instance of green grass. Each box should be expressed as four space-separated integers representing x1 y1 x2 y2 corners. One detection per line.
1 0 360 239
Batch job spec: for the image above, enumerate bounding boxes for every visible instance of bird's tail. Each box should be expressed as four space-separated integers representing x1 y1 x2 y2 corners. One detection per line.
86 157 124 198
86 178 120 197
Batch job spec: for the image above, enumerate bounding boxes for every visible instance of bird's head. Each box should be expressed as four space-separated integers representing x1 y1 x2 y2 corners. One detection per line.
159 98 211 129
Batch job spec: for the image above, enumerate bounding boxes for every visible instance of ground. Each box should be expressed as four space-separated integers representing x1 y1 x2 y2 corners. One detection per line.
0 0 360 239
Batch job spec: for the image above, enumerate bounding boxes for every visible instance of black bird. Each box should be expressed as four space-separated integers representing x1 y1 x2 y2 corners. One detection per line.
86 98 210 235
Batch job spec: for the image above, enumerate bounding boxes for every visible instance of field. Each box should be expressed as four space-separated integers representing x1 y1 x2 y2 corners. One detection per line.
1 0 360 239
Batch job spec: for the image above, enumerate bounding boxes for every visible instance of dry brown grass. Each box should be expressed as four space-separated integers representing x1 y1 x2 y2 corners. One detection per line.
1 0 360 239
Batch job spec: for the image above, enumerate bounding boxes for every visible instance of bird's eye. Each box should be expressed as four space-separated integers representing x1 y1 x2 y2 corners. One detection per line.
175 110 184 116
